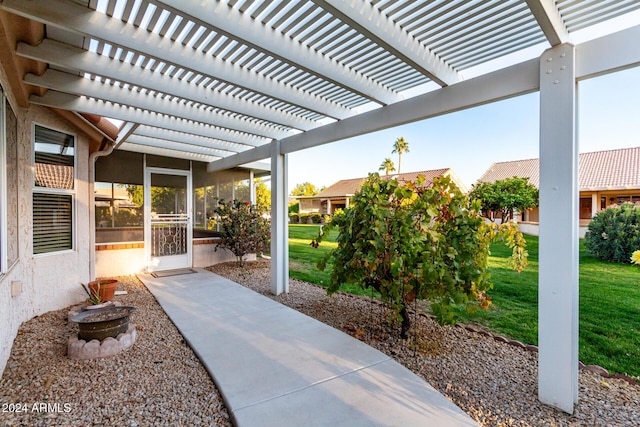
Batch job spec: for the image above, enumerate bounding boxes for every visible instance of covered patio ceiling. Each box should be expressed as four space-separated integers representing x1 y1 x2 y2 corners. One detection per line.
1 0 638 165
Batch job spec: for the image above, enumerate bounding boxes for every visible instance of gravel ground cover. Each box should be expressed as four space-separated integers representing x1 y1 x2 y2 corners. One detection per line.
0 276 231 427
1 265 638 426
208 260 640 427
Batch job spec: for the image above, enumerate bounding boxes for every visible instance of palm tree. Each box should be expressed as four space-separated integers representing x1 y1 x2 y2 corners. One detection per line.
379 158 396 175
392 137 409 174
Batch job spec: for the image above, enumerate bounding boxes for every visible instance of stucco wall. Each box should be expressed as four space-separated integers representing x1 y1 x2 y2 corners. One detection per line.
0 80 91 375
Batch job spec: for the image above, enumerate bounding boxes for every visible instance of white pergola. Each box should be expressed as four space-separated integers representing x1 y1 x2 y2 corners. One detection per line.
3 0 640 414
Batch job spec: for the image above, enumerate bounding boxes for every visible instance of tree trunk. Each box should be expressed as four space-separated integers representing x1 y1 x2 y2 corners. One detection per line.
400 305 411 339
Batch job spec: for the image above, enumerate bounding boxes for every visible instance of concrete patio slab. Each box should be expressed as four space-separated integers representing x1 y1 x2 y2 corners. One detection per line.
138 269 477 426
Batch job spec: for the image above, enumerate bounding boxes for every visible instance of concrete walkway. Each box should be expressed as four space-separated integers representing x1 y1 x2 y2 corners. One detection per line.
138 269 477 427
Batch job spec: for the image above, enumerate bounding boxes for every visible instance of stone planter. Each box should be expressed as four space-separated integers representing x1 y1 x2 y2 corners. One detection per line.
71 306 136 341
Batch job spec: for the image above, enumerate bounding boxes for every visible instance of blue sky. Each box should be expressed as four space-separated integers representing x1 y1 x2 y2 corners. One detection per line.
287 66 640 193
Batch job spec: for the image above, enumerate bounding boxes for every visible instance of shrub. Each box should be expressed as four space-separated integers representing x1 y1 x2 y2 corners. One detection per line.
214 199 270 266
300 213 310 224
289 213 300 223
311 213 322 224
313 174 527 338
585 203 640 263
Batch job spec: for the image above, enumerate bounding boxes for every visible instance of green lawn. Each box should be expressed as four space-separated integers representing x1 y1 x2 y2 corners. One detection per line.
288 224 640 377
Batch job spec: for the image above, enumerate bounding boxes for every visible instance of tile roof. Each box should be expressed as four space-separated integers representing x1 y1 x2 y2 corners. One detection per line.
477 147 640 190
315 168 453 198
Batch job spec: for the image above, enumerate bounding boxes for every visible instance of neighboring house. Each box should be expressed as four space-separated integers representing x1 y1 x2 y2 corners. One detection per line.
477 147 640 236
298 168 468 216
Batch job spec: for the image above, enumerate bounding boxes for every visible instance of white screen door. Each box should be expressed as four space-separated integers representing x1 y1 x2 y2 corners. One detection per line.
144 168 192 271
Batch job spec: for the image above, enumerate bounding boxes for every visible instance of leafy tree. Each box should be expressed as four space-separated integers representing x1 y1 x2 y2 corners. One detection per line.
392 137 409 174
214 199 270 266
312 174 527 338
291 181 323 197
468 177 539 223
379 158 396 175
255 178 271 212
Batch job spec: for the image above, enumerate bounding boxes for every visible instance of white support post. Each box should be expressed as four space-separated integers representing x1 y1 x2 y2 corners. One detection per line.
591 193 599 217
270 140 289 295
538 43 579 414
326 199 332 215
249 170 256 205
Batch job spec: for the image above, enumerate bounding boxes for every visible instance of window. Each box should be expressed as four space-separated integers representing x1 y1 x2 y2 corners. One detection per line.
32 125 75 254
1 87 19 273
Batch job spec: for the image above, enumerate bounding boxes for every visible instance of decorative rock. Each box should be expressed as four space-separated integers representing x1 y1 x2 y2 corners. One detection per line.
507 340 526 349
584 365 610 377
99 337 120 358
611 373 639 386
67 324 137 360
83 340 101 359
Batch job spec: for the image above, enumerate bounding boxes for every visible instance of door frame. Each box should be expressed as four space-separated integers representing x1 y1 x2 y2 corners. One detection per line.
144 166 192 272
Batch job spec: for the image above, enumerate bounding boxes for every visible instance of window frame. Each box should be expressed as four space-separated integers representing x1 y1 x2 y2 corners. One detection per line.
32 123 77 256
0 86 19 274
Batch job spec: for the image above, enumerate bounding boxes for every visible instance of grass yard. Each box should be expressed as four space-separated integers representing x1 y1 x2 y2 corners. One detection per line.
288 224 371 296
288 224 640 377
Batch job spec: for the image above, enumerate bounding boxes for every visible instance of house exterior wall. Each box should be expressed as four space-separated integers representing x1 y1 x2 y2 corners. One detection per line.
518 190 640 238
0 75 91 375
94 240 243 276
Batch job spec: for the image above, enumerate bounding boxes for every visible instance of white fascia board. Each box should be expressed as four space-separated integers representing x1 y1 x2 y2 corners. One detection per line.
207 58 540 170
151 0 402 105
314 0 461 87
576 24 640 80
3 0 352 120
24 70 290 140
525 0 570 46
133 126 247 153
207 144 272 172
119 142 218 162
16 39 317 132
29 91 268 147
126 134 228 158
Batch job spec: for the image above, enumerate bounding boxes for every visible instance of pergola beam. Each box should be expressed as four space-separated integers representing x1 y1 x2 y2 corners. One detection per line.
29 91 268 148
207 25 640 171
151 0 402 106
576 24 640 79
313 0 461 87
16 39 317 132
125 134 227 159
207 144 272 173
208 57 540 170
525 0 570 46
25 70 293 140
3 0 353 120
118 142 218 162
133 126 244 154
